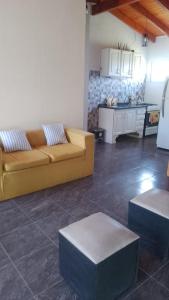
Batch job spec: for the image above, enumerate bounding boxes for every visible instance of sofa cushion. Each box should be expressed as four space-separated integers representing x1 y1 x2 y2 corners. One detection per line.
26 129 46 148
3 150 50 172
38 143 85 163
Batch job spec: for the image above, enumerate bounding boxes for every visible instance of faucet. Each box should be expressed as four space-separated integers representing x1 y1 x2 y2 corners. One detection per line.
128 96 132 105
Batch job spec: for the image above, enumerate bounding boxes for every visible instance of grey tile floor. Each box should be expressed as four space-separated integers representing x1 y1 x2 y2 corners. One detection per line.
0 135 169 299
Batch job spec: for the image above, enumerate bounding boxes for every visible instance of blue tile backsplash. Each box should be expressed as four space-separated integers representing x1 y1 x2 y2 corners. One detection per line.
88 71 145 129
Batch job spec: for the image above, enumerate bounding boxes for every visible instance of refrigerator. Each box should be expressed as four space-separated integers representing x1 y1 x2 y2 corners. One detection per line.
157 77 169 150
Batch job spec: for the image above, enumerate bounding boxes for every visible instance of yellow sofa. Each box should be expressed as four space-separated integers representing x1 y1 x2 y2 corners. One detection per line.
0 128 94 201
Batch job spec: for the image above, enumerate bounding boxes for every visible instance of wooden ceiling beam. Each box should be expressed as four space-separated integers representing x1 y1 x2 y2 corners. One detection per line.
92 0 139 15
132 3 169 35
111 9 156 42
156 0 169 11
86 0 98 3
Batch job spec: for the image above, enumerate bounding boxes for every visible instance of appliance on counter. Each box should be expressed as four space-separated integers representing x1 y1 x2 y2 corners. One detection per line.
157 77 169 150
144 105 160 137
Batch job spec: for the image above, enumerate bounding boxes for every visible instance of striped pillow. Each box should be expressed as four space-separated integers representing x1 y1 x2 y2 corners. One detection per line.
42 123 68 146
0 129 32 152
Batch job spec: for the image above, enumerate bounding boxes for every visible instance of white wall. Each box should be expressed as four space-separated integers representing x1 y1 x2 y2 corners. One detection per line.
84 13 90 130
144 36 169 105
89 12 147 71
0 0 86 130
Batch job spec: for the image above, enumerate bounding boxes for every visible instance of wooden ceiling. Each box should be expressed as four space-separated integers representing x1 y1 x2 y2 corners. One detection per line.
87 0 169 42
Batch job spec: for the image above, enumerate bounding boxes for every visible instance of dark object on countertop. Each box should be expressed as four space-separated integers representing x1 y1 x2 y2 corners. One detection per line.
90 127 105 143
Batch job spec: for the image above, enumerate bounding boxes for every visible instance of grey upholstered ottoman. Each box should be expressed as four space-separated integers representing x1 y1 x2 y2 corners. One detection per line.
128 188 169 259
59 212 139 300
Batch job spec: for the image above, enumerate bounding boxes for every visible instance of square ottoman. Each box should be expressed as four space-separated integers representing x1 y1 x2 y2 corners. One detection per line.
128 188 169 259
59 212 139 300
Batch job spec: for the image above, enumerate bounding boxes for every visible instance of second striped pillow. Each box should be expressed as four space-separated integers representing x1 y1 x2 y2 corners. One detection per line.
42 123 68 146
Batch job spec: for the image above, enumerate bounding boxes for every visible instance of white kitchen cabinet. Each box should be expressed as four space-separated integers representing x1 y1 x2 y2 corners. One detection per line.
114 110 136 133
121 51 134 77
101 48 121 77
113 109 136 140
101 48 135 78
133 54 142 73
113 110 126 133
133 53 146 80
126 109 137 132
99 107 146 144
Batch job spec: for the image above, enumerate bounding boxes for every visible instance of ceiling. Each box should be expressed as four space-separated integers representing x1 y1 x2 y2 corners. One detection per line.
87 0 169 42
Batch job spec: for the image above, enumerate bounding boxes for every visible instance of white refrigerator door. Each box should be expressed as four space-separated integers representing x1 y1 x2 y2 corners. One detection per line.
157 81 169 149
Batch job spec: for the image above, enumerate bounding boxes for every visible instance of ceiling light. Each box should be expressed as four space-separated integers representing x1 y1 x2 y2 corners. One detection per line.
142 33 148 47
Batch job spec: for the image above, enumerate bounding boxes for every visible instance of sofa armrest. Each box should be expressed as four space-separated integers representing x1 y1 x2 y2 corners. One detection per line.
0 147 2 176
66 128 93 149
66 128 95 173
0 147 3 200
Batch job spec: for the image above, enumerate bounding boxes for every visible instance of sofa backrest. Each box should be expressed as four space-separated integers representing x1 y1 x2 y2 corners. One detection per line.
0 128 69 149
26 129 47 148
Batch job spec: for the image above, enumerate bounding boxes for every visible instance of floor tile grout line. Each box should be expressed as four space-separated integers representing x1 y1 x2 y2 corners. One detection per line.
34 221 59 248
0 241 37 300
0 225 58 264
35 278 64 298
13 195 65 216
0 259 13 273
122 276 151 299
14 193 78 221
13 198 63 247
12 196 95 252
138 267 151 277
0 200 35 238
148 276 169 294
1 199 60 262
147 259 169 278
123 268 169 299
120 259 169 298
0 220 33 239
12 240 57 265
14 194 69 220
105 174 158 188
0 215 43 238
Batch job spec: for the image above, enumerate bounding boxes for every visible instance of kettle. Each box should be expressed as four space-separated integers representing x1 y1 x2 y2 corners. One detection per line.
107 97 113 107
106 97 118 107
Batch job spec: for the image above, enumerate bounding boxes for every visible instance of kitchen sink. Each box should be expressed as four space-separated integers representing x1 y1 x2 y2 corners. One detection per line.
98 103 156 110
115 103 147 108
116 103 153 108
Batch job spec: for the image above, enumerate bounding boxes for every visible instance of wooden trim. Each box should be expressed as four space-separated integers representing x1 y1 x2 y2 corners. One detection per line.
132 3 169 35
86 0 98 3
157 0 169 11
111 9 156 42
92 0 139 15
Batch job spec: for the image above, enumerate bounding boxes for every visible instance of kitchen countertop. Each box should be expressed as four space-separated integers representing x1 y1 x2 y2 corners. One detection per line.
98 103 157 110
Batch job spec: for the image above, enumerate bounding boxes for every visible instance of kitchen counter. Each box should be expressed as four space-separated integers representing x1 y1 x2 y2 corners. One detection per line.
99 102 159 144
98 103 156 110
99 103 149 144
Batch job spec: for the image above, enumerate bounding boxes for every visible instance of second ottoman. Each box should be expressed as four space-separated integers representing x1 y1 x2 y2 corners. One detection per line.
128 188 169 259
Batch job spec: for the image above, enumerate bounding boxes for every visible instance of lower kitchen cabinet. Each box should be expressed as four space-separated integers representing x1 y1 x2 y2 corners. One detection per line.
99 107 146 144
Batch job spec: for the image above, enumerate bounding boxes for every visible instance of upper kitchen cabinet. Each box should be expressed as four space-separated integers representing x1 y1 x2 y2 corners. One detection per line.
100 48 144 79
121 51 134 77
133 53 146 80
101 48 121 77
